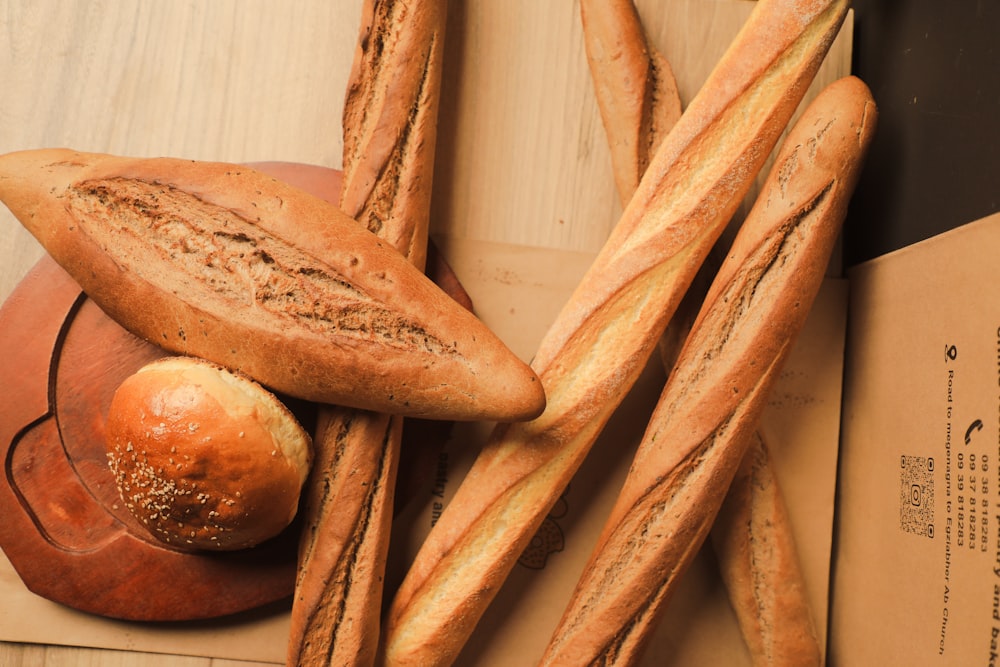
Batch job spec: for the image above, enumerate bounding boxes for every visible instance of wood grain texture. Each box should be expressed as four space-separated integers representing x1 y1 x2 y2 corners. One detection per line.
0 2 353 165
0 0 360 307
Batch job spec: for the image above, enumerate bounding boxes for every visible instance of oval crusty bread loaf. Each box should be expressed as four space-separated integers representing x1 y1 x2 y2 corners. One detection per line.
0 148 543 422
538 75 877 665
379 1 851 664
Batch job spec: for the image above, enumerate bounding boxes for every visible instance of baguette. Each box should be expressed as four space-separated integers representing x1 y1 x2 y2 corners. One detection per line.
338 0 443 273
379 2 849 664
711 431 822 666
286 1 448 665
580 0 681 206
658 263 824 666
580 3 823 660
539 74 876 665
289 409 400 667
0 148 541 423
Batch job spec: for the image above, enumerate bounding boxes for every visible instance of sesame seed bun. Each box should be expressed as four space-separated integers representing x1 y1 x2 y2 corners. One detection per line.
104 356 313 551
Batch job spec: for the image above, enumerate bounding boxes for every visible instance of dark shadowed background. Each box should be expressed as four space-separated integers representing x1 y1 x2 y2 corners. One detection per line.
845 0 1000 266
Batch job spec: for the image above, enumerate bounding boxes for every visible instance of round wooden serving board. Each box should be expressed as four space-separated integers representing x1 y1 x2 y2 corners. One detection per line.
0 254 301 622
0 163 466 622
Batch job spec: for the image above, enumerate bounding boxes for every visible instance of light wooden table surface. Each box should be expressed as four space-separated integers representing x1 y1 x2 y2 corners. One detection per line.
0 1 851 664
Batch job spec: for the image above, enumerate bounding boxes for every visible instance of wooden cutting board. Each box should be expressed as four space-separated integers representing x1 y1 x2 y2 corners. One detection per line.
0 254 302 622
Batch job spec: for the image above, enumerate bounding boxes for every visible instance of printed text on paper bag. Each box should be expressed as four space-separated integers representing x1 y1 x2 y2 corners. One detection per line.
923 339 1000 660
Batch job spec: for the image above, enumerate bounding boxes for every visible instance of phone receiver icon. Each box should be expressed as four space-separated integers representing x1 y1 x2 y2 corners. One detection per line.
965 419 984 445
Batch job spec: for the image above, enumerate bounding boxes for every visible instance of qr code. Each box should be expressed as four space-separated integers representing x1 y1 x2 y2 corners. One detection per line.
900 455 934 537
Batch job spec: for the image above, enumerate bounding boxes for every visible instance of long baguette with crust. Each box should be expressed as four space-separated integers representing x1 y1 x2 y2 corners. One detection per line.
338 0 444 273
711 431 823 666
289 409 399 667
379 2 849 664
286 1 448 665
580 0 682 205
580 3 824 661
539 74 877 666
658 270 824 666
0 148 541 423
